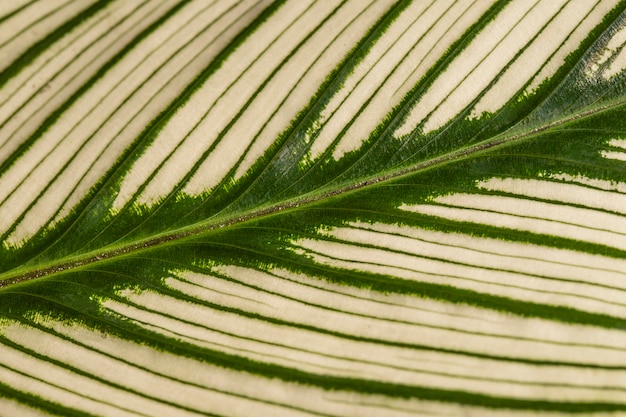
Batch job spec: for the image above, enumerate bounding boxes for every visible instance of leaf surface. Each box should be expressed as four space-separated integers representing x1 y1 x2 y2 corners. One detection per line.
2 0 626 415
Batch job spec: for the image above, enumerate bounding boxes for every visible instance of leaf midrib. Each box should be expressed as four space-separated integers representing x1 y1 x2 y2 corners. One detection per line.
1 95 622 289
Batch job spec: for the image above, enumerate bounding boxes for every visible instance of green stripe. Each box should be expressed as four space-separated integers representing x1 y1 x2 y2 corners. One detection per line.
0 0 251 250
0 380 96 417
0 0 114 89
0 1 38 25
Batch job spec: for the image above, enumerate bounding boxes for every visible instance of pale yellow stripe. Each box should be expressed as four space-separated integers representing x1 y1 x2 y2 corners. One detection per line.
428 193 626 251
423 0 567 133
181 0 343 196
0 0 83 72
0 1 169 162
53 0 264 223
113 0 312 210
0 345 146 417
233 0 390 178
527 0 616 92
310 0 440 159
348 221 626 289
471 0 599 116
602 21 626 79
0 0 32 20
477 177 626 214
601 150 626 161
395 0 541 136
102 282 626 402
608 138 626 150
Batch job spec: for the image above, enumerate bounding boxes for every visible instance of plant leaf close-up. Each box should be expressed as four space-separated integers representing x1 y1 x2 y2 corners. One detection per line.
3 0 626 415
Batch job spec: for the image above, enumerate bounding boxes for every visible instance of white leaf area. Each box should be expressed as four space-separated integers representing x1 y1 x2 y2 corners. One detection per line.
1 0 272 247
2 0 625 248
395 0 621 135
2 248 626 416
7 168 626 414
2 1 626 416
586 19 626 79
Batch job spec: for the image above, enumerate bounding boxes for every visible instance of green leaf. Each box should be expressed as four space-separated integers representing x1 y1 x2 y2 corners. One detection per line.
2 0 626 415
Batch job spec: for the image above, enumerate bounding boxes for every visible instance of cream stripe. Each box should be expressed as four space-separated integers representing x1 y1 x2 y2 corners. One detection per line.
423 0 567 133
118 276 626 366
54 1 266 223
471 0 599 117
0 1 169 161
0 396 51 417
101 279 626 402
2 0 260 245
311 0 443 159
2 322 317 417
113 0 314 210
349 222 626 288
601 150 626 161
608 138 626 149
395 0 541 136
477 177 626 214
527 0 617 92
180 1 342 195
183 0 355 193
233 0 389 179
296 235 626 319
0 0 33 20
0 0 81 71
0 0 179 241
0 346 146 417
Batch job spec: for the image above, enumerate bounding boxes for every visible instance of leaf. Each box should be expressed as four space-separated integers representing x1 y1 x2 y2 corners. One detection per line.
2 0 626 415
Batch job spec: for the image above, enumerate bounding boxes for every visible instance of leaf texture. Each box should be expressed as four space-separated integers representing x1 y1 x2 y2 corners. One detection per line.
2 0 626 415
